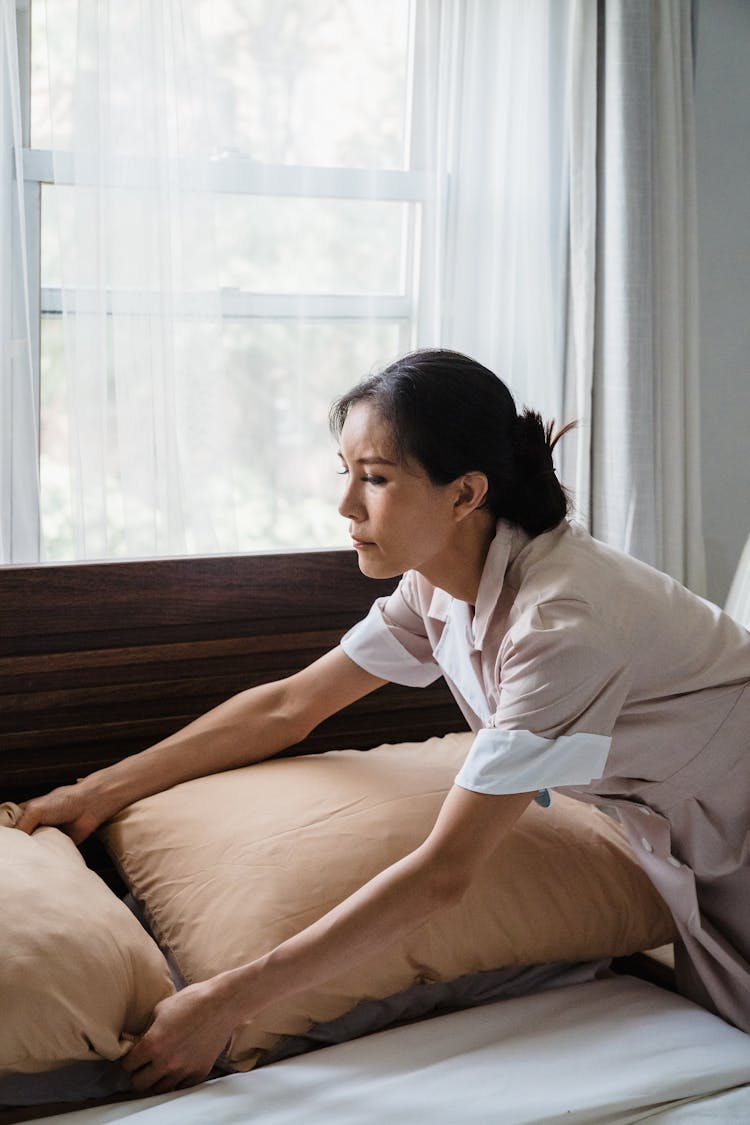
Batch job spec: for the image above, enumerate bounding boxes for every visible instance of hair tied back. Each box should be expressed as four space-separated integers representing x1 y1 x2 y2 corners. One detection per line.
508 411 576 535
548 418 578 453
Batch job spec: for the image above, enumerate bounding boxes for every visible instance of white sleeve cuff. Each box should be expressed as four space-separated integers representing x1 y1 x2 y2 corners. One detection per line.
454 728 611 794
341 599 443 688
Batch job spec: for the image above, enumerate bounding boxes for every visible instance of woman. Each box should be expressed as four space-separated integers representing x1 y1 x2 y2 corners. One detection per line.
17 349 750 1093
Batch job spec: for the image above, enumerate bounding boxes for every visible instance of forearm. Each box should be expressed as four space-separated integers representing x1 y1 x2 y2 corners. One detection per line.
213 845 459 1026
81 680 305 818
121 854 451 1093
18 648 384 840
121 787 532 1091
211 787 534 1026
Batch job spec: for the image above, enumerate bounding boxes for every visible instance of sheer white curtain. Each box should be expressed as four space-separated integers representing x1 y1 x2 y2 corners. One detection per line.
413 0 705 595
414 0 572 424
12 0 706 577
27 0 578 562
33 0 417 560
1 0 38 562
562 0 706 592
40 1 253 559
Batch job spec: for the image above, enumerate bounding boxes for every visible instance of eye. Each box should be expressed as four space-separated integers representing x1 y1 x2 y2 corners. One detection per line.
336 467 349 476
362 474 386 485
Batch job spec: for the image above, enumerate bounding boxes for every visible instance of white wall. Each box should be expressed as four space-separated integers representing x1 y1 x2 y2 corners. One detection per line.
695 0 750 605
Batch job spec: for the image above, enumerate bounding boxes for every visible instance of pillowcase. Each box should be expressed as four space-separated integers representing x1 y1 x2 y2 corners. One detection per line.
0 802 175 1081
99 734 676 1070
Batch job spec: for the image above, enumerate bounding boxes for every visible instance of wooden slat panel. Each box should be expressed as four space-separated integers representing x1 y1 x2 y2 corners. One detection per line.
0 702 465 792
0 551 466 803
1 551 386 646
0 685 462 754
0 630 341 676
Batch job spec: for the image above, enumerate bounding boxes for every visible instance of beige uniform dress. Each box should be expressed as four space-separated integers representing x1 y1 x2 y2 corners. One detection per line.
341 518 750 1032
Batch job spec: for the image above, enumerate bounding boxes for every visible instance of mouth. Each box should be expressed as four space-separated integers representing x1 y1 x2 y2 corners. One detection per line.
351 536 375 549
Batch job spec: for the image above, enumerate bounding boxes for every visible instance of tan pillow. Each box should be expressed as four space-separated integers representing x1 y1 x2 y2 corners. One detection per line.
0 803 175 1079
100 734 676 1070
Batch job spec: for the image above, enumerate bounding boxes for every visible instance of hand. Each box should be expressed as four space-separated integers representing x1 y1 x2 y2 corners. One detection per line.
15 783 107 844
121 980 239 1095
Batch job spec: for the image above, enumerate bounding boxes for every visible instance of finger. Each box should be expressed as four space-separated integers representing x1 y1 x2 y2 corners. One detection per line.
14 807 41 835
131 1064 202 1096
123 1049 169 1094
129 1064 166 1094
121 1036 153 1074
176 1073 206 1091
151 1079 175 1095
152 1075 188 1095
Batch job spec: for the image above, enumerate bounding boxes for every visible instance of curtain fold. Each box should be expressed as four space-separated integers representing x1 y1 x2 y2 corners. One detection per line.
725 530 750 628
0 0 39 563
560 0 598 540
415 0 573 423
565 0 705 592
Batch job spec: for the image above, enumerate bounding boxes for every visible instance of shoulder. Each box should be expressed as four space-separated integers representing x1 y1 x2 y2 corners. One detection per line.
502 597 626 676
506 520 676 641
497 526 637 670
509 520 633 595
493 593 634 740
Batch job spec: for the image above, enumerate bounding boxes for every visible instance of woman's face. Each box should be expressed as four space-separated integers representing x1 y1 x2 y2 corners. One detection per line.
337 401 460 581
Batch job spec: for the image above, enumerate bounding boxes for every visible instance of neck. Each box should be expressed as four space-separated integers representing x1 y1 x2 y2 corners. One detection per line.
416 511 497 605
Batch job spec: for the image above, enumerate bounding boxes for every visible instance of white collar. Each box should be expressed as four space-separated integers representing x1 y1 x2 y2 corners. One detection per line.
472 520 529 648
425 520 530 648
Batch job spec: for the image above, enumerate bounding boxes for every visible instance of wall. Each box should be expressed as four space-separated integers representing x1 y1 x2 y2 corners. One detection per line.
694 0 750 605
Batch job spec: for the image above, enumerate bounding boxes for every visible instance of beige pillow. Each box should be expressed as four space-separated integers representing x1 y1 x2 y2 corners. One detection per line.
0 803 174 1079
100 734 676 1070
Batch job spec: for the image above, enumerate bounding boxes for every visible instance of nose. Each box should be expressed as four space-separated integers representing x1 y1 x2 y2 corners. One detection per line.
338 475 364 521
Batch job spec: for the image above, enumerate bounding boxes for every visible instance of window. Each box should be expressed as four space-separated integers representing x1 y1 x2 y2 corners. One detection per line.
23 0 424 559
11 0 574 564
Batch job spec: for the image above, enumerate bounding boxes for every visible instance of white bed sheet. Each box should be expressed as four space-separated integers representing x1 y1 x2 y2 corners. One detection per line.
34 977 750 1125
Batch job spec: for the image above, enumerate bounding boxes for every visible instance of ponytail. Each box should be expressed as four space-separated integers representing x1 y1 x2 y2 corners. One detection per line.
504 412 576 536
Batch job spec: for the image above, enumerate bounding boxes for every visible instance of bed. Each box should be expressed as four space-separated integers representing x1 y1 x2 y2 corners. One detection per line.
1 549 749 1123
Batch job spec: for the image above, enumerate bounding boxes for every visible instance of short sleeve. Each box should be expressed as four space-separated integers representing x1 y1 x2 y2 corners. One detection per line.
455 601 632 795
341 572 443 688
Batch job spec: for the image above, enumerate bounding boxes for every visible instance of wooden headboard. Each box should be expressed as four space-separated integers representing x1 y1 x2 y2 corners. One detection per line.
0 549 465 804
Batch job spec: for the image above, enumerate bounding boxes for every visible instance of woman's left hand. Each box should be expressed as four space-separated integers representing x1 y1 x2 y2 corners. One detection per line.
121 979 238 1094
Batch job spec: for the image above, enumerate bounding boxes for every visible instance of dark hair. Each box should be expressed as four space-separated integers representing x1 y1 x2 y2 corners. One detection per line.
329 348 574 538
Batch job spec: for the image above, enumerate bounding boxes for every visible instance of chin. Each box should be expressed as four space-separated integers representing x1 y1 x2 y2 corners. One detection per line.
356 553 402 581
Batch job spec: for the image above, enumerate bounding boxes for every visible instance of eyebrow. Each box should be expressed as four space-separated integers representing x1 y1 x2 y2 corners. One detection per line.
337 451 398 466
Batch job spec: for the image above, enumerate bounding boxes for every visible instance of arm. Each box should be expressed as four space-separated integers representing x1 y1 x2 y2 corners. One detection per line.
123 784 535 1093
16 647 386 841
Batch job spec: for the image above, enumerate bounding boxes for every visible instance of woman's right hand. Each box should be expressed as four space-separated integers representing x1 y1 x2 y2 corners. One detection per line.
15 783 109 844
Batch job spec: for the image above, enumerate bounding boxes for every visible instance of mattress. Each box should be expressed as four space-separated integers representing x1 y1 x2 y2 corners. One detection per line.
29 976 750 1124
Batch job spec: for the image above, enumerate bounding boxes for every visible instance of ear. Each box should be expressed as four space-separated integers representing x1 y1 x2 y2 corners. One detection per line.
452 472 489 521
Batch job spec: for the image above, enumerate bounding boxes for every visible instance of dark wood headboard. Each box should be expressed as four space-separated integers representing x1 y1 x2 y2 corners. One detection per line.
0 550 465 804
